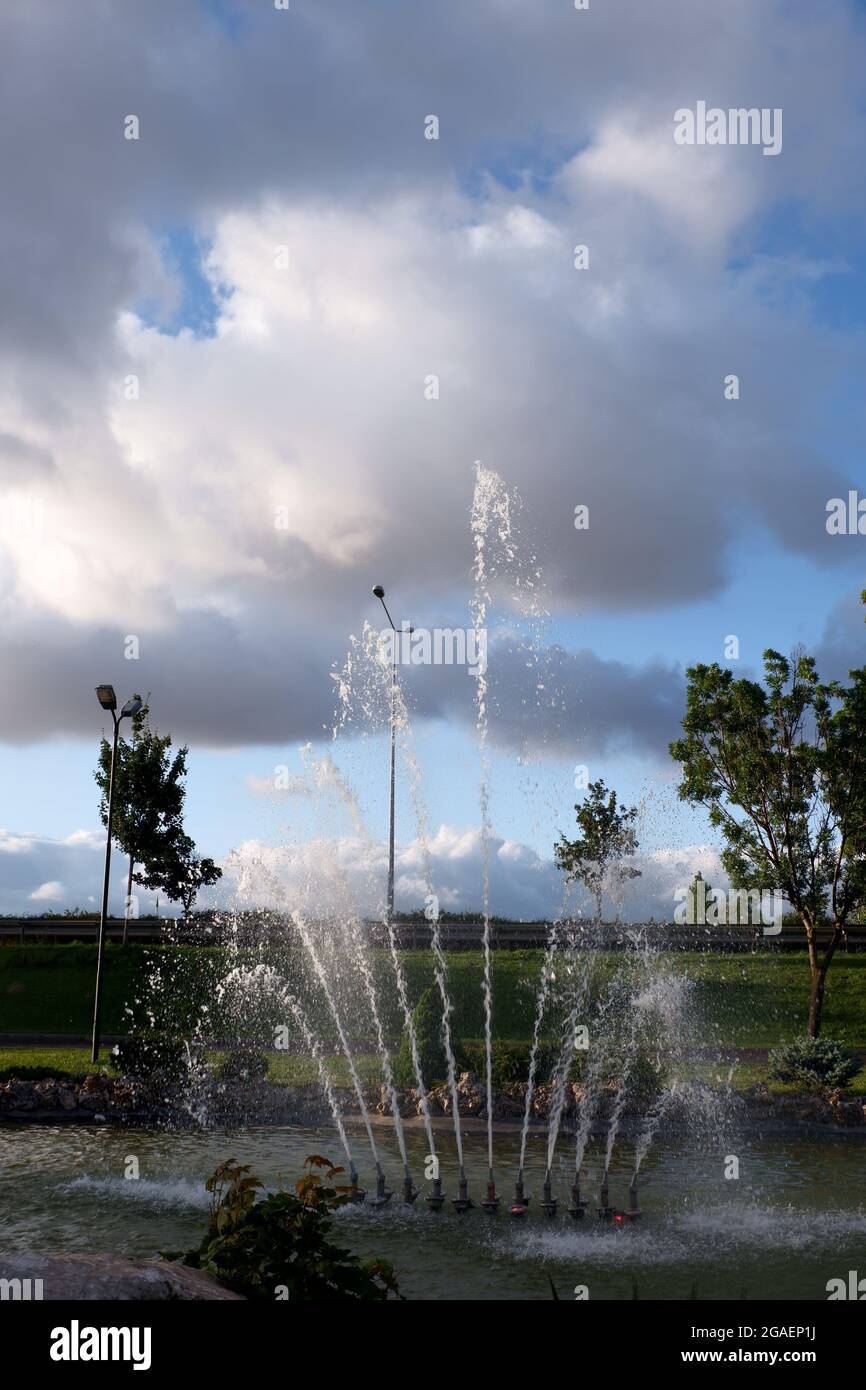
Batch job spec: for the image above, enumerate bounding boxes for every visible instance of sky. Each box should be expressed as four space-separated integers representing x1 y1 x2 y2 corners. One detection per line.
0 0 864 920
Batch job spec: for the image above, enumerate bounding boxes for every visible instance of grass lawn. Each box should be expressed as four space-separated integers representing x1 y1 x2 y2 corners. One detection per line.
1 943 864 1048
2 1045 864 1098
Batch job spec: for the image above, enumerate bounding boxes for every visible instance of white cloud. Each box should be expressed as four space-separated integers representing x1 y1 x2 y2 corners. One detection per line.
29 880 65 901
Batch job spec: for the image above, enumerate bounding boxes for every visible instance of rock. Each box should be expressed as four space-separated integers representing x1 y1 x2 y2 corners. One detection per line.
0 1253 244 1300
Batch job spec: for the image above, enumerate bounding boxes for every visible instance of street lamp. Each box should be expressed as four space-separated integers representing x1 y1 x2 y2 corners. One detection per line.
372 586 412 926
91 685 143 1063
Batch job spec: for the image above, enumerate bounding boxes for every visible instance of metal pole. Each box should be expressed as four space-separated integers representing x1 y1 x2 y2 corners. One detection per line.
387 641 396 925
91 713 119 1063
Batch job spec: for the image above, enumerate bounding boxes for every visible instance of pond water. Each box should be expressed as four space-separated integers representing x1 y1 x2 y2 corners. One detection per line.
1 1122 864 1301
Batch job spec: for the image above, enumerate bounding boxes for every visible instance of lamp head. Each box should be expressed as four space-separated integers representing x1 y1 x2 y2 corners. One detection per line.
95 685 117 712
372 585 385 599
120 696 143 719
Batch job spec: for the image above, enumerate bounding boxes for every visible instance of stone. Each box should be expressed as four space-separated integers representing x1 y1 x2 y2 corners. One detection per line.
0 1253 244 1300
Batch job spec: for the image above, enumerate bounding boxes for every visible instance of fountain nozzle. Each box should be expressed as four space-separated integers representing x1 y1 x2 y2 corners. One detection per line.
510 1169 529 1217
402 1168 419 1205
541 1168 558 1219
568 1172 588 1220
426 1175 445 1212
597 1169 613 1221
367 1163 392 1208
481 1168 500 1215
348 1162 366 1204
620 1175 641 1224
451 1166 474 1215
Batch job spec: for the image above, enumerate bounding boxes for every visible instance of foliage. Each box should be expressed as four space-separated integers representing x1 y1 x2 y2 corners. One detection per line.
393 986 449 1087
555 779 641 921
112 1030 190 1081
170 1157 400 1301
768 1036 862 1093
457 1038 563 1087
670 648 866 1035
95 699 222 916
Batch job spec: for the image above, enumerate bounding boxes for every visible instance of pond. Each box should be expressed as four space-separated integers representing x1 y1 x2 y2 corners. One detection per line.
1 1121 864 1300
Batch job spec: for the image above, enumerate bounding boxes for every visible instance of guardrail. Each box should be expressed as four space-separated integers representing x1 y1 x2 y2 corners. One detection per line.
1 917 864 950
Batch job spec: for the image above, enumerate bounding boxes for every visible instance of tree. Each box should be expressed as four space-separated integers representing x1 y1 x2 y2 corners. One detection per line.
135 831 222 916
95 699 222 928
670 649 866 1036
554 778 641 923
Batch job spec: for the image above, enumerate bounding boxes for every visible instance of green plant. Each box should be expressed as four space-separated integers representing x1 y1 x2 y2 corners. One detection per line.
393 986 448 1088
170 1157 400 1301
216 1049 270 1083
458 1039 563 1088
112 1031 190 1081
671 649 866 1035
768 1036 862 1093
555 778 641 923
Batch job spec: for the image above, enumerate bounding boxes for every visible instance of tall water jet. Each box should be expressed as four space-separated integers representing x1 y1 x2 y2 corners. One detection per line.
470 462 513 1196
291 912 382 1177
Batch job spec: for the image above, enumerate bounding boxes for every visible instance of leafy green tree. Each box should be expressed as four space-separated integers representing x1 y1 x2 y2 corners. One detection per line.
135 831 221 915
95 699 221 929
554 778 641 923
670 649 866 1036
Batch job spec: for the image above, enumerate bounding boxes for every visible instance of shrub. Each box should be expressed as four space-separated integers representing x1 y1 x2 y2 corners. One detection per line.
112 1031 191 1081
216 1049 270 1083
457 1039 563 1088
768 1037 862 1093
168 1157 400 1301
393 987 449 1088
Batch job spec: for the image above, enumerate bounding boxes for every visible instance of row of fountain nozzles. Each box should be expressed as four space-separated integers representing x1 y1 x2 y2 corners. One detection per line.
346 1163 641 1222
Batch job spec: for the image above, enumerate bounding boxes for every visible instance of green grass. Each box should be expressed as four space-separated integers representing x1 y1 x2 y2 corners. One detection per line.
1 1045 863 1098
0 1047 115 1083
1 943 864 1047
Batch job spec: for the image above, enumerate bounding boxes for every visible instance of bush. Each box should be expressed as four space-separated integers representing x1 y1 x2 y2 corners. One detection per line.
112 1031 191 1081
168 1157 400 1301
768 1037 862 1093
457 1039 563 1088
393 987 449 1088
216 1049 270 1083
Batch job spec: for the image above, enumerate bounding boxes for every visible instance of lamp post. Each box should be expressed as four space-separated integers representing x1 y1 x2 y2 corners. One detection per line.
91 686 142 1063
372 586 411 927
